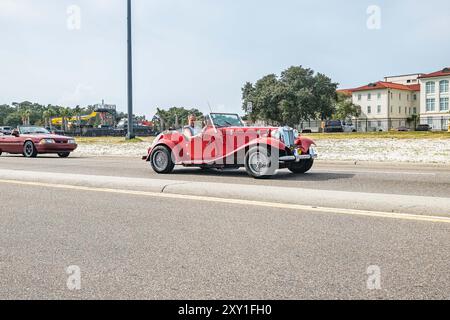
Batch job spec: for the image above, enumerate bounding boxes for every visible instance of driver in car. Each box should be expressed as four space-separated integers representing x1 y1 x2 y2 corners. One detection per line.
184 114 201 137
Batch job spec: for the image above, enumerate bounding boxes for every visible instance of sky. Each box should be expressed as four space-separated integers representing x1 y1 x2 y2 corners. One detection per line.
1 0 449 118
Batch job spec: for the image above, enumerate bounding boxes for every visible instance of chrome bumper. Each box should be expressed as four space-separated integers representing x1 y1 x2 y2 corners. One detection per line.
279 149 318 162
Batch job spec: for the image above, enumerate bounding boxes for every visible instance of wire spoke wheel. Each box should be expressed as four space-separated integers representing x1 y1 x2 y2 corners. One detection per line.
245 146 275 179
150 146 175 174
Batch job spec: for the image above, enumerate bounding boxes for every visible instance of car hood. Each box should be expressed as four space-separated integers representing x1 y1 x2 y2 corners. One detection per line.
21 134 74 140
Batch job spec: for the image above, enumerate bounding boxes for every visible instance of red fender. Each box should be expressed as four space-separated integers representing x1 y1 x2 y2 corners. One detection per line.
296 136 316 154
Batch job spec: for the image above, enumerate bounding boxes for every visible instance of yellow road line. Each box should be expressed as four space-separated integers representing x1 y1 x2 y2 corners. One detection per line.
1 179 449 224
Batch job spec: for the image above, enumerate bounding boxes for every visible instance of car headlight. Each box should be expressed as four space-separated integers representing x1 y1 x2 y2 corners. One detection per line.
271 129 281 140
40 139 55 144
68 139 76 144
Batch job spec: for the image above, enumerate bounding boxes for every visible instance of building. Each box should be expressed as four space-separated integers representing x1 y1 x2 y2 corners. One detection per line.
350 81 420 131
384 73 423 85
418 68 450 130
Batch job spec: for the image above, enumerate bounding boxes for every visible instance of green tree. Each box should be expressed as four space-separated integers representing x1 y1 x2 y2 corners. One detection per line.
242 65 338 126
155 107 203 130
4 112 22 127
333 92 361 120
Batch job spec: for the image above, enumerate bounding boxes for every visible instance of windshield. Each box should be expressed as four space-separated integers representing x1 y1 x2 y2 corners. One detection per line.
209 113 244 128
19 127 50 135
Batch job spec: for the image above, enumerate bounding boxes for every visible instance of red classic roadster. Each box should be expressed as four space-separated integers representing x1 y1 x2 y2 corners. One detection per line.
0 126 77 158
144 113 317 179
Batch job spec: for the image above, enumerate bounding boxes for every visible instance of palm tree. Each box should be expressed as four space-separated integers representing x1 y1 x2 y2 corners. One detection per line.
19 108 32 125
59 107 73 132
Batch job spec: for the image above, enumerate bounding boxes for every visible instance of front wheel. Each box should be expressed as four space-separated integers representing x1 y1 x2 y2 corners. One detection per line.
58 152 71 158
150 145 175 174
23 141 38 158
245 146 276 179
289 159 314 174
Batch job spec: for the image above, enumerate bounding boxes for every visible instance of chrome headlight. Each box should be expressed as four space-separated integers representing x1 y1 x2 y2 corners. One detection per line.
271 129 281 140
40 139 55 144
309 146 318 155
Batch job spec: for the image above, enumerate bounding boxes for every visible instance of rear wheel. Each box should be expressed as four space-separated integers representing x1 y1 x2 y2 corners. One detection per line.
58 152 71 158
289 159 314 174
150 145 175 174
245 146 276 179
23 141 38 158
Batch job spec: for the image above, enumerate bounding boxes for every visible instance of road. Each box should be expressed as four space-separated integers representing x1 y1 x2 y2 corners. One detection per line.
0 155 449 299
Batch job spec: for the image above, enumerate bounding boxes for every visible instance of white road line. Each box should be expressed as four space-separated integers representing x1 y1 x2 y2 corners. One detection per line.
313 169 437 176
1 179 449 224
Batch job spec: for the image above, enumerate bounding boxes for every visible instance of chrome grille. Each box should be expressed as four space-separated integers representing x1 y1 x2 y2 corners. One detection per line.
281 128 295 147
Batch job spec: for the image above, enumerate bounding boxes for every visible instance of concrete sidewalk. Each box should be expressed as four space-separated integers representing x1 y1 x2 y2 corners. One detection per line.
0 169 449 217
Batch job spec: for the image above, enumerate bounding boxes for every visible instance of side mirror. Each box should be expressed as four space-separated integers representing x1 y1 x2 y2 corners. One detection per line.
12 130 20 137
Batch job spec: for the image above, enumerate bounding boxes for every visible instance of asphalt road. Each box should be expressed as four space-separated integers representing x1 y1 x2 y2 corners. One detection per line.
1 155 449 197
0 155 449 299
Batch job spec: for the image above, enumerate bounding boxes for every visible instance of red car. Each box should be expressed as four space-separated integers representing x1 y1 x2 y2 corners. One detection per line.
144 113 317 179
0 126 77 158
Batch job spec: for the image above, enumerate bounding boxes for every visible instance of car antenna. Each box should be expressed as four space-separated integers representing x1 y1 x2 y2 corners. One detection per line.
206 101 218 133
207 101 213 113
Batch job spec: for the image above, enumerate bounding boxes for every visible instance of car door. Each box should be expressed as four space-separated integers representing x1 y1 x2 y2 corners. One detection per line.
0 134 23 154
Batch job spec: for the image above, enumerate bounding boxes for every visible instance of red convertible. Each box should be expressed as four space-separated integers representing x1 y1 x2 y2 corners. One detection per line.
0 126 77 158
144 113 317 179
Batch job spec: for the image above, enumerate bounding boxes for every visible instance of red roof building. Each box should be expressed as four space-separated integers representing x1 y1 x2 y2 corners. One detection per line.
418 67 450 79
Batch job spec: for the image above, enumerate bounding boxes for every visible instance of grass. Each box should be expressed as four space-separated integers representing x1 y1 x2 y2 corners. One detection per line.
303 131 450 140
75 136 154 145
74 131 450 145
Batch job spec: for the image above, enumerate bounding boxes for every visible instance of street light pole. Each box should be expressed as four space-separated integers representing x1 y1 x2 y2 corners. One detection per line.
126 0 135 139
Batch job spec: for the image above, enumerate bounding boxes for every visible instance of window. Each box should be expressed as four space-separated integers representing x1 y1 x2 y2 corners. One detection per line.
440 97 449 111
367 106 372 114
377 93 381 100
399 93 402 100
358 94 362 101
368 93 372 101
440 80 449 93
414 94 417 100
426 98 436 111
413 107 417 114
377 105 381 114
426 82 435 94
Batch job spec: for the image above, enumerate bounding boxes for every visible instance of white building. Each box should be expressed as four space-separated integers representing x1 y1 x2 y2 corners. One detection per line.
418 68 450 130
384 73 423 86
349 81 420 131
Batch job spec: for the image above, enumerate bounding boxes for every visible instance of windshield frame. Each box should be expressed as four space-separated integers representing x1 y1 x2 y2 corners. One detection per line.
18 126 51 135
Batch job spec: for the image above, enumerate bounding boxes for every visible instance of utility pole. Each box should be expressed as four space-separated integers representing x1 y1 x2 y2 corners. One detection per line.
126 0 135 139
